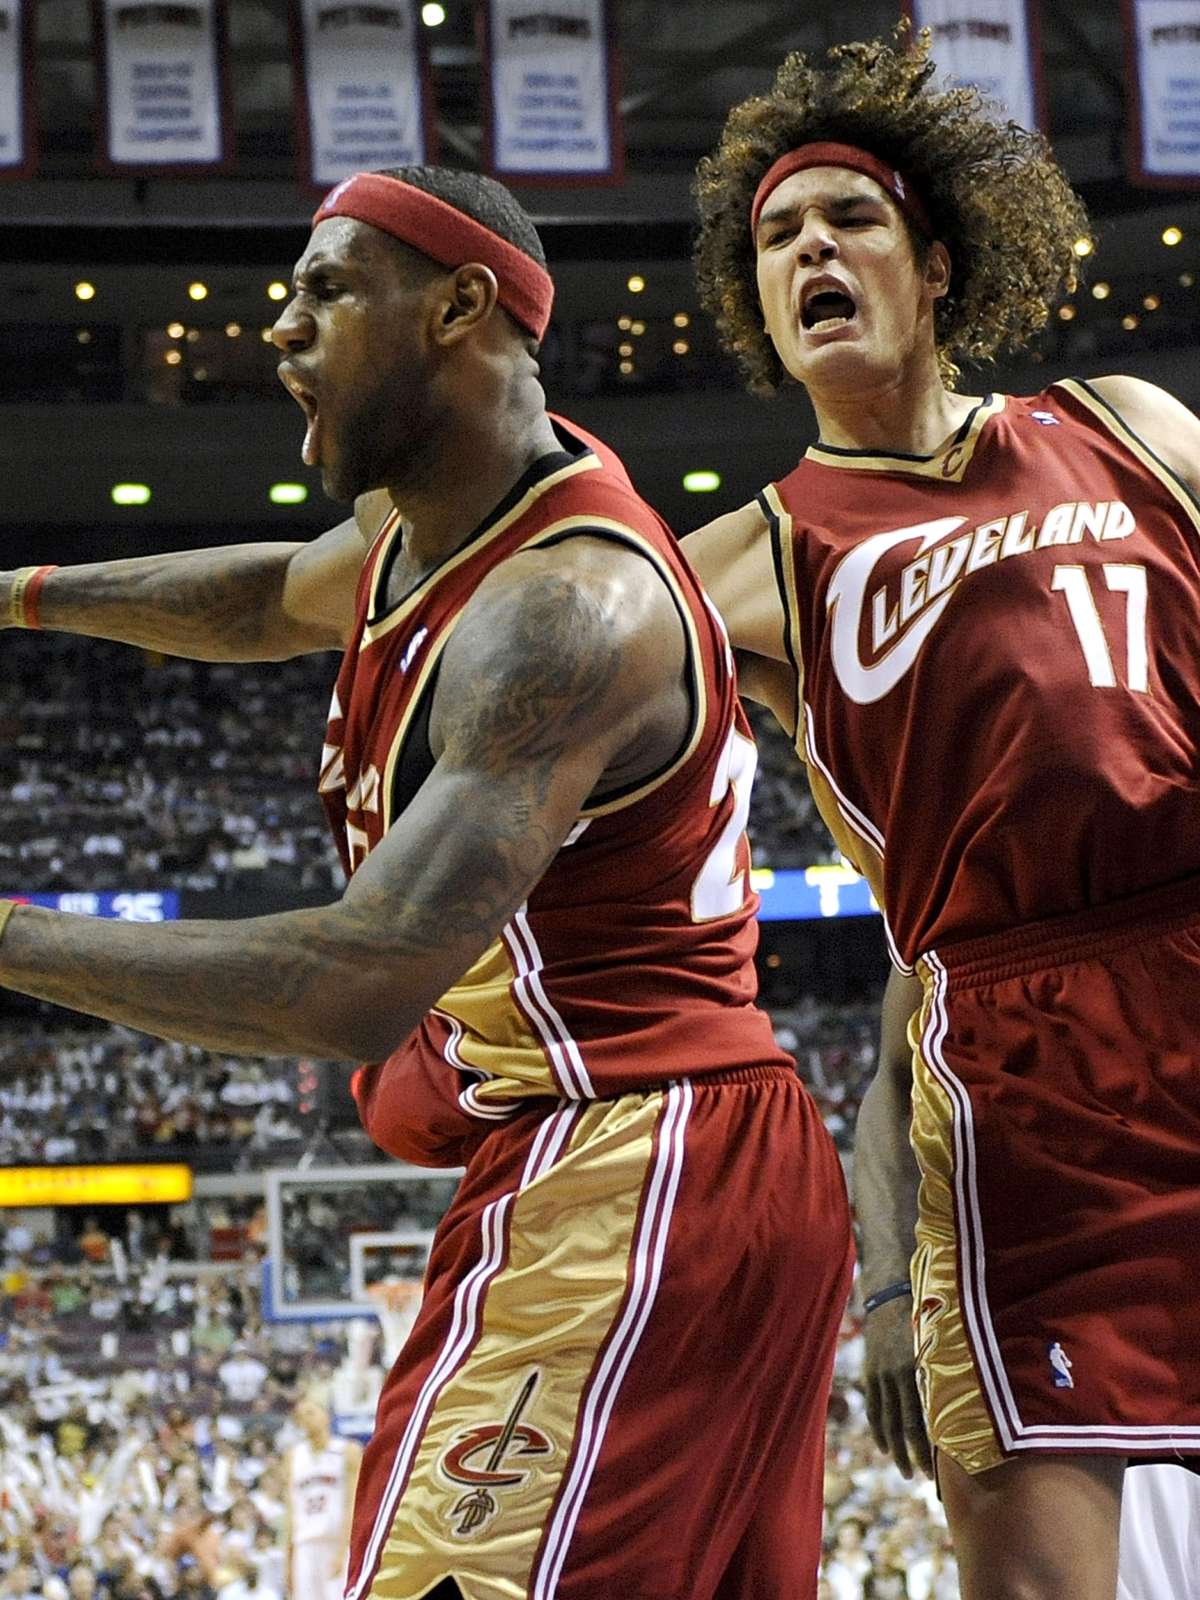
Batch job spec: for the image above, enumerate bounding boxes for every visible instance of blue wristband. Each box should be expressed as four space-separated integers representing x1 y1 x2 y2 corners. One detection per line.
863 1279 912 1315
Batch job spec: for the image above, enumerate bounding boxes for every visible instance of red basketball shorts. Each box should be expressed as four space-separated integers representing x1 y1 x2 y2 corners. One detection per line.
342 1067 853 1600
911 876 1200 1474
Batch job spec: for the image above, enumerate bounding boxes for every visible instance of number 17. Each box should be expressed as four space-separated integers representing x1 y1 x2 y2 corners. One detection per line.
1051 563 1148 693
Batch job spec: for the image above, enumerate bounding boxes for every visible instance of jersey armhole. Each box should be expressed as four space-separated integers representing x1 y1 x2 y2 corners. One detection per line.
758 487 805 749
526 523 704 817
1058 378 1200 533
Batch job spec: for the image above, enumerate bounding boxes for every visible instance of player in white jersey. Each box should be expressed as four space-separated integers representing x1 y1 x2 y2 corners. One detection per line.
285 1395 362 1600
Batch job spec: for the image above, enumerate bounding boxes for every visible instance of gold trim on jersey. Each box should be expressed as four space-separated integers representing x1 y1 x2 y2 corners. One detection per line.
360 456 601 649
1053 378 1200 541
363 1096 662 1600
910 966 1005 1474
762 483 886 897
803 394 1006 483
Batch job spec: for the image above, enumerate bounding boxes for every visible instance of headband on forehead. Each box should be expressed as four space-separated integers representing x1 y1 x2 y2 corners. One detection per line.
313 172 554 342
751 142 933 240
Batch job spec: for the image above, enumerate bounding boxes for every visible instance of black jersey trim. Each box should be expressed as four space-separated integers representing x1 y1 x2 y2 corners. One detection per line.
367 426 595 626
530 525 701 810
386 659 441 822
809 395 993 462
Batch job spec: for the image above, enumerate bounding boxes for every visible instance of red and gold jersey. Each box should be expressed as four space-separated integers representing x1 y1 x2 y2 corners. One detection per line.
322 417 785 1142
767 380 1200 969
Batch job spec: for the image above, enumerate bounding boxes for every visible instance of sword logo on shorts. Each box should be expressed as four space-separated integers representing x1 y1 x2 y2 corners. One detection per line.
438 1372 553 1538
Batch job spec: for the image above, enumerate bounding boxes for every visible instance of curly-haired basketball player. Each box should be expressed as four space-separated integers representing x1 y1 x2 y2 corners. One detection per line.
685 29 1200 1600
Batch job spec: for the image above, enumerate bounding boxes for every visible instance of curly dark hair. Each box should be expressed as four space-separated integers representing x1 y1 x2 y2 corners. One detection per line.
694 27 1089 393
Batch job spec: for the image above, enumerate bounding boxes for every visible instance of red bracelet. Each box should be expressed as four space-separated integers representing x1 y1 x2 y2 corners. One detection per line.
22 564 57 629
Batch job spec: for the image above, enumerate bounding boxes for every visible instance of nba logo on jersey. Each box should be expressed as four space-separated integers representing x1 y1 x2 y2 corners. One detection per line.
1030 411 1060 426
1048 1341 1074 1389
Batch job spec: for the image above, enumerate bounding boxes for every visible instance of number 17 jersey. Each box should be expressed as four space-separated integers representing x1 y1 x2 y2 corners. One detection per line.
322 419 788 1158
765 380 1200 970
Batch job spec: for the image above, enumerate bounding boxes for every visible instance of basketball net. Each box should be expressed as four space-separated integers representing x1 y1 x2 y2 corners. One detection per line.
364 1279 423 1364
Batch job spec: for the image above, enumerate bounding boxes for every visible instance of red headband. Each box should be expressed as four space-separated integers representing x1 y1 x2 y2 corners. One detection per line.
313 172 554 342
751 142 933 240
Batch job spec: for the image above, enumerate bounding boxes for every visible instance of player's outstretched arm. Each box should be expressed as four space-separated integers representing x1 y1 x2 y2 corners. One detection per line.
0 541 677 1059
0 489 390 662
854 964 932 1479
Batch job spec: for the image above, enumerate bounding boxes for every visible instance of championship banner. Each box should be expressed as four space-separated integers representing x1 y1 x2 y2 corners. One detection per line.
1123 0 1200 187
292 0 433 191
906 0 1043 130
0 0 36 179
95 0 231 172
482 0 623 183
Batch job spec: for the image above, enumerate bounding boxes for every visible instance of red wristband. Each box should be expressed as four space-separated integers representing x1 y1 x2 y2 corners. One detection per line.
22 565 57 629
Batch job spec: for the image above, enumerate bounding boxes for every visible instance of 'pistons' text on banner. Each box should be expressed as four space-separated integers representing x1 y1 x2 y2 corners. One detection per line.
292 0 432 189
906 0 1043 130
95 0 231 171
1124 0 1200 186
483 0 623 182
0 0 35 178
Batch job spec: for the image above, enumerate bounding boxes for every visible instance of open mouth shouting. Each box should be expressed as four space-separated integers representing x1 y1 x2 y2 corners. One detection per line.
800 277 858 336
279 366 322 466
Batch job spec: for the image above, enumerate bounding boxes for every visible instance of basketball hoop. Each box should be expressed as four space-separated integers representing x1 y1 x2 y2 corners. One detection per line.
364 1278 423 1364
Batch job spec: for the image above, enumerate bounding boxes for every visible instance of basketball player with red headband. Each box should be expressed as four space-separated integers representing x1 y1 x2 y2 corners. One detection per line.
685 31 1200 1600
0 166 852 1598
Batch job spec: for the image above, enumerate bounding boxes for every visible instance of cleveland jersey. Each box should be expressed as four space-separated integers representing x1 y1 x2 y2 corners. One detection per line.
766 380 1200 969
321 417 786 1150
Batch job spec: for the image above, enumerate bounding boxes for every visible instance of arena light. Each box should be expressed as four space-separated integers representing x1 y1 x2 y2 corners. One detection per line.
261 327 274 342
75 281 95 301
1182 272 1196 288
1162 226 1183 246
1122 314 1139 331
618 342 633 357
1072 237 1093 258
269 482 309 505
164 350 182 366
673 312 690 328
1143 293 1161 311
630 320 646 336
1091 282 1110 300
1058 305 1076 322
683 470 722 493
267 280 288 301
673 339 690 354
225 322 242 338
627 274 646 293
421 1 446 22
188 281 208 301
76 330 92 345
111 483 151 506
618 360 634 375
167 321 185 339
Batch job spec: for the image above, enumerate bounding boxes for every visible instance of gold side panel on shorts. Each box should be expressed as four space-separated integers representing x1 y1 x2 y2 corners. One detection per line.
364 1094 663 1600
910 965 1005 1476
435 939 558 1103
803 395 1006 483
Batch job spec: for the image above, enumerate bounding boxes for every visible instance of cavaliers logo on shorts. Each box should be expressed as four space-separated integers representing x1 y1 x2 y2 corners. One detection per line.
437 1371 553 1538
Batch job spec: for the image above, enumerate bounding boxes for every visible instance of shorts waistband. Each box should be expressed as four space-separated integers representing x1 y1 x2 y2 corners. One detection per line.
685 1062 795 1090
924 873 1200 988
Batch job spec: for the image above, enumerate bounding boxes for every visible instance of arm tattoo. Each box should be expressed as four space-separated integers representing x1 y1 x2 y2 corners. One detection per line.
0 567 630 1060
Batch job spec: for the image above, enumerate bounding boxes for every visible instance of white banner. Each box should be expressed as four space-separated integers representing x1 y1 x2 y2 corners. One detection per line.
97 0 229 170
484 0 622 181
1125 0 1200 185
0 0 35 177
908 0 1042 130
293 0 431 189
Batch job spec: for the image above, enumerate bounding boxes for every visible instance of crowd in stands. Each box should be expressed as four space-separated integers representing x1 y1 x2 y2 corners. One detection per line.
0 1222 956 1599
0 636 835 897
